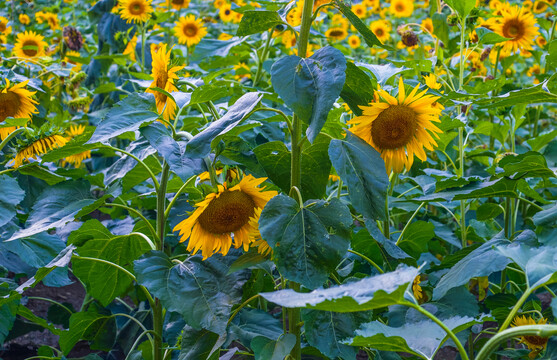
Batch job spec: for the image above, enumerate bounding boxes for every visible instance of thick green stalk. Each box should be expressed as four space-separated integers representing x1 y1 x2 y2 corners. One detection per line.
499 286 533 332
286 1 314 359
476 325 557 360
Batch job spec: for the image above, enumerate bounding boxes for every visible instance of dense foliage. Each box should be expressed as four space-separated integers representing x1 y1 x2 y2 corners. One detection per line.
1 0 557 359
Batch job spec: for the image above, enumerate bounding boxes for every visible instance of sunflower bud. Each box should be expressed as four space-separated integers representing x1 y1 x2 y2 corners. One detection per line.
401 30 419 47
466 8 479 26
63 26 84 51
447 13 459 26
480 47 492 61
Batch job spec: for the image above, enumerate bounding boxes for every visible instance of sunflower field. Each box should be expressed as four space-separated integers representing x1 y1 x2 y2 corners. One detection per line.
3 0 557 359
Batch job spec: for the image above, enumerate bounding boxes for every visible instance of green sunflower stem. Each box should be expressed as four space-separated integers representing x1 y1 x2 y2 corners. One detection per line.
0 127 26 154
140 22 147 72
476 325 557 360
499 286 534 333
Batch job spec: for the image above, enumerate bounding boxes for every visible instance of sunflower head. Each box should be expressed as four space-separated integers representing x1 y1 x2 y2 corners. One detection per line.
348 78 443 173
348 35 361 49
13 31 48 59
412 275 424 301
173 15 208 47
512 315 549 359
19 14 30 25
12 133 68 168
118 0 153 24
0 79 38 126
170 0 190 10
63 26 84 51
325 27 348 41
493 5 539 54
390 0 414 18
173 174 277 260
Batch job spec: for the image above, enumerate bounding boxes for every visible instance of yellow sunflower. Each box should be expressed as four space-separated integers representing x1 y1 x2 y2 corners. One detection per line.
0 17 12 36
325 27 348 41
348 35 361 49
536 36 546 48
532 0 547 13
12 134 68 168
61 125 91 167
0 80 38 141
493 5 539 54
214 0 226 9
351 3 367 18
423 74 441 90
174 15 208 46
118 0 153 24
19 14 30 25
348 78 443 174
370 19 391 43
249 208 273 257
173 175 277 260
146 44 184 121
64 50 82 72
422 18 434 35
123 35 138 61
412 275 423 301
512 316 549 359
169 0 190 10
390 0 413 18
13 31 48 59
220 4 235 23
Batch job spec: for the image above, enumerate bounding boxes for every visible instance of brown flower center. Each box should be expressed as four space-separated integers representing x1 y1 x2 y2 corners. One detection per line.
502 19 525 39
183 23 198 37
0 23 6 33
0 91 22 122
172 0 184 4
22 40 39 57
371 105 417 149
130 1 145 15
396 3 404 11
376 28 384 36
198 190 256 234
523 335 548 348
154 71 169 103
329 30 345 38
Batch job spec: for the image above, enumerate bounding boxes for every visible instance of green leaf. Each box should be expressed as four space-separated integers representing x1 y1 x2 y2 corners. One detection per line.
533 203 557 226
527 130 557 152
186 92 262 158
416 178 522 202
270 46 347 142
134 251 248 334
432 13 449 45
475 27 509 44
178 325 224 360
303 310 368 360
86 93 159 144
499 151 555 179
546 39 557 71
251 334 296 360
68 220 152 306
347 316 485 359
7 180 95 241
259 266 418 312
444 0 476 19
0 297 18 343
59 306 116 355
340 62 375 116
433 238 510 300
259 195 351 289
189 84 228 106
17 305 62 335
236 10 282 36
473 80 557 108
0 232 66 270
496 243 557 288
328 132 389 220
333 0 385 49
18 164 66 185
228 309 283 345
191 38 245 61
476 203 504 221
0 175 25 228
140 122 205 182
253 138 331 200
397 221 434 259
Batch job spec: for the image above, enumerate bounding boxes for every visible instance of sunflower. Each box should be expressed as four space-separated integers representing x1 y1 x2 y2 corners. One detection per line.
234 63 250 80
348 78 443 174
214 0 226 8
13 31 47 59
348 35 361 49
412 275 423 301
174 15 208 46
249 208 272 256
12 134 68 168
170 0 190 10
422 18 434 35
351 3 367 18
19 14 30 25
370 20 391 43
532 0 547 13
118 0 153 24
0 17 12 36
146 44 184 121
123 35 138 61
423 74 441 90
61 125 91 167
390 0 413 18
0 80 38 140
173 175 277 259
493 5 539 54
325 27 348 41
220 4 235 23
536 36 547 48
512 316 549 359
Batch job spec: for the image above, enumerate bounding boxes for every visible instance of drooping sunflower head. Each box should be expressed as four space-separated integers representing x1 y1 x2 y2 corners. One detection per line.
325 27 348 41
173 174 278 260
12 133 68 168
63 26 84 51
412 275 423 301
249 208 272 257
493 5 539 54
0 79 38 127
13 31 48 59
512 315 549 358
173 15 208 47
390 0 414 18
348 77 443 174
118 0 153 24
146 44 184 121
